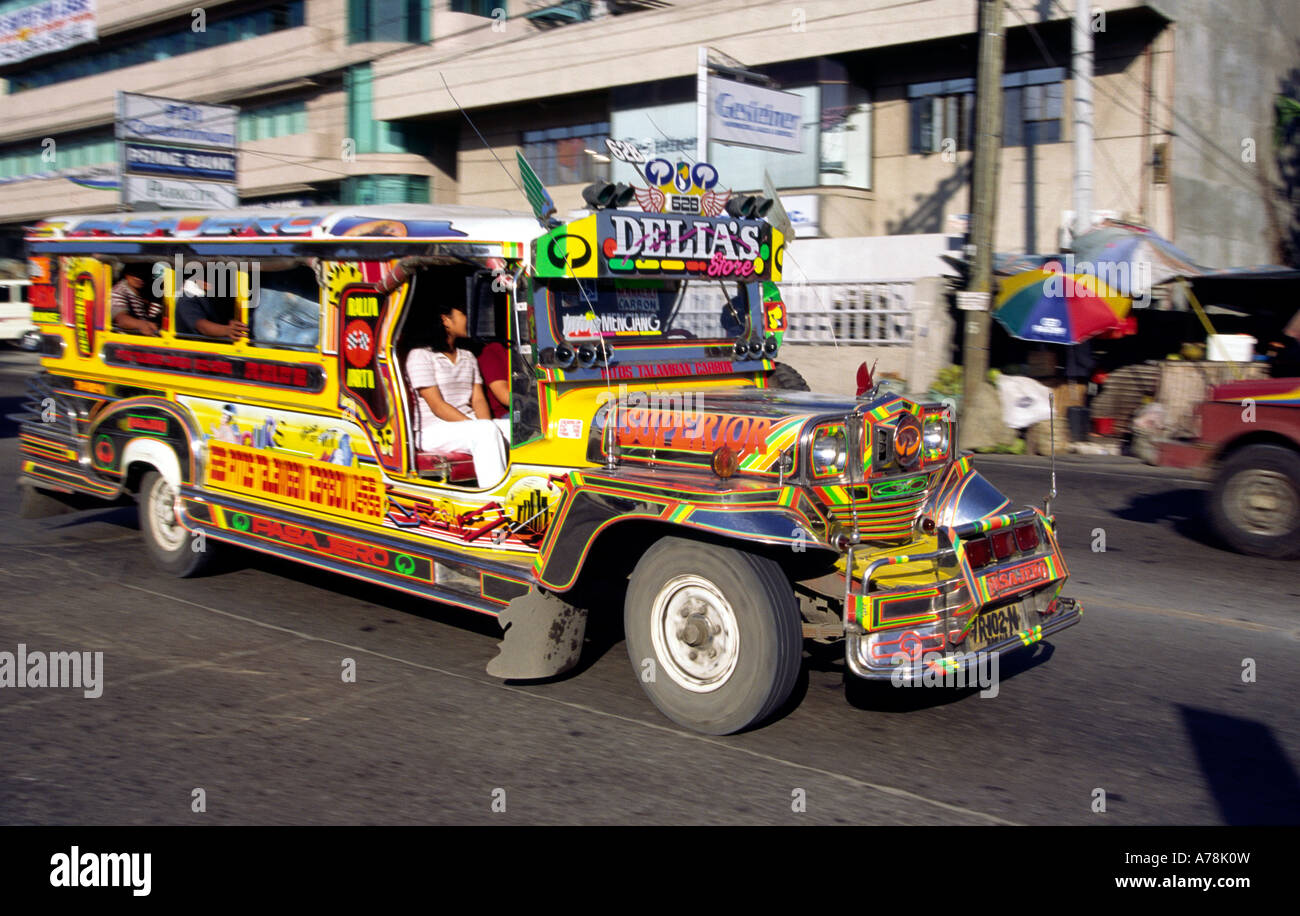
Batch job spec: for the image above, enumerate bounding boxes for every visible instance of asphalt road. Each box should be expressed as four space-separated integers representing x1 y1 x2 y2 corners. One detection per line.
1 350 1297 825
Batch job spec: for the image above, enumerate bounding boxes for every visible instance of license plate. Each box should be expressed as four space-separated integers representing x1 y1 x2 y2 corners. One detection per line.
965 604 1023 653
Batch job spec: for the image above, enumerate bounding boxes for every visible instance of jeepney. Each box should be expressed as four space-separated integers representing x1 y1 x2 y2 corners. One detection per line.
13 171 1081 735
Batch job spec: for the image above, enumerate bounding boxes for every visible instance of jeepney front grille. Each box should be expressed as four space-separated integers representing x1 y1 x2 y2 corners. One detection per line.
819 486 928 542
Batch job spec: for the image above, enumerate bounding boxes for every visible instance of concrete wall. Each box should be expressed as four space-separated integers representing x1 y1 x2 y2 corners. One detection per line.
1148 0 1297 267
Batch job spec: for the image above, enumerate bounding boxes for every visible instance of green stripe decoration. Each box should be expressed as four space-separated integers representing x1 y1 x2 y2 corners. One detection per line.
517 151 556 226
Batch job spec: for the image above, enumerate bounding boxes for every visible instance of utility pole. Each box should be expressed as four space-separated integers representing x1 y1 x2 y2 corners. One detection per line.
960 0 1011 449
1072 0 1094 240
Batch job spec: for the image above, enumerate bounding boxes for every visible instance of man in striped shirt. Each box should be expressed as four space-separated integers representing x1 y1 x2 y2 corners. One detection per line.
110 263 164 336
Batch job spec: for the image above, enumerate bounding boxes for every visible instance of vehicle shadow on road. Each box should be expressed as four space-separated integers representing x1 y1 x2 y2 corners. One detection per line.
1180 705 1300 824
219 548 632 682
835 641 1056 713
0 395 26 438
1112 487 1220 549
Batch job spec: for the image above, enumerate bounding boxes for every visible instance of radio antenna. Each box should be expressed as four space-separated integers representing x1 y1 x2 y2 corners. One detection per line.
439 72 529 205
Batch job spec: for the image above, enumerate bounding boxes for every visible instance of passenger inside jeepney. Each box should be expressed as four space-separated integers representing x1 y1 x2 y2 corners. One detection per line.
403 298 510 486
176 275 246 341
110 262 166 336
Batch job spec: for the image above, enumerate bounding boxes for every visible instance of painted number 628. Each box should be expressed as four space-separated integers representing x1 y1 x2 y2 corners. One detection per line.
604 139 646 165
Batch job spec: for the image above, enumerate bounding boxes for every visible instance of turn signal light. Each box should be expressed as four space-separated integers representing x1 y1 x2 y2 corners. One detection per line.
964 537 993 568
712 445 739 479
1014 523 1039 552
990 530 1015 561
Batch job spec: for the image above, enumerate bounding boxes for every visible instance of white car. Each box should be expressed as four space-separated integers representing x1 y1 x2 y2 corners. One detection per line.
0 279 38 350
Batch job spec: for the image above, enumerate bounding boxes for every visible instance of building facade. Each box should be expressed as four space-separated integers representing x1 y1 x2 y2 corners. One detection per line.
0 0 1293 269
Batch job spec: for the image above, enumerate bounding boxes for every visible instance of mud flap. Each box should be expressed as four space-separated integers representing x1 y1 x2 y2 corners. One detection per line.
486 586 588 680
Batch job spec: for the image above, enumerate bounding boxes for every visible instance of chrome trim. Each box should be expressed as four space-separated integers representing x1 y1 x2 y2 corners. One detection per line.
846 600 1082 679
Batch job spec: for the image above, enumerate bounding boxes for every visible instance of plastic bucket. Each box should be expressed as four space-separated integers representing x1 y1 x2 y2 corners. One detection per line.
1206 334 1256 362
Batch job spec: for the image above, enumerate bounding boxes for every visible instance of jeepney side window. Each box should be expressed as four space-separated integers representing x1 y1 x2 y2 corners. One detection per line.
248 261 322 350
172 261 241 342
105 259 166 336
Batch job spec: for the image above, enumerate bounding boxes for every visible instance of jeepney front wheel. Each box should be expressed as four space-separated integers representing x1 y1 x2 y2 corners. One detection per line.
138 470 215 577
624 538 801 735
1208 444 1300 559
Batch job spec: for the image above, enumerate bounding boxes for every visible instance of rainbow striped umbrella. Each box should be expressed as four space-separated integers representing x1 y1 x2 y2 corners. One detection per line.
994 267 1132 344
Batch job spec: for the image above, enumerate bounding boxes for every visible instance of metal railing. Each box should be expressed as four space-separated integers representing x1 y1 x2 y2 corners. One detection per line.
780 282 915 345
665 280 917 345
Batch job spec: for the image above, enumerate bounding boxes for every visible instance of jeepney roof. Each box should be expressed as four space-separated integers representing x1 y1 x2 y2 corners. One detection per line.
25 204 545 245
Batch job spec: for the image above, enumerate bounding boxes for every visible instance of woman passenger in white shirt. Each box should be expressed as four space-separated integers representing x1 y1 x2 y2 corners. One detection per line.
405 302 510 485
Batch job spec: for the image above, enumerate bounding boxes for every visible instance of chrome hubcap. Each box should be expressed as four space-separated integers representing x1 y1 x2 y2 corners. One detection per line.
1225 469 1299 537
650 575 740 693
149 477 186 551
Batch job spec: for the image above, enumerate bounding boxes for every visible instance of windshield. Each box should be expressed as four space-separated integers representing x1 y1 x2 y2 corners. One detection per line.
549 278 750 343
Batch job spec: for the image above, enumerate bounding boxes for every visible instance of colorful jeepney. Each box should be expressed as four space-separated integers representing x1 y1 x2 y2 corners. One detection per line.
14 178 1080 734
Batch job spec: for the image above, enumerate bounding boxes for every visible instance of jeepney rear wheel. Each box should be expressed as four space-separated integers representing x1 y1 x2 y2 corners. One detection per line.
1208 444 1300 559
138 470 216 577
624 537 801 735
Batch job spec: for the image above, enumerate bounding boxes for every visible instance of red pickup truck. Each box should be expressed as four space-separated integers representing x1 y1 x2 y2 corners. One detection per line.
1158 378 1300 558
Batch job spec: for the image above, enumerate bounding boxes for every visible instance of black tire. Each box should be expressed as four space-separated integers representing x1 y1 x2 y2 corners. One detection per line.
1208 444 1300 559
770 361 810 391
624 537 802 734
138 470 215 576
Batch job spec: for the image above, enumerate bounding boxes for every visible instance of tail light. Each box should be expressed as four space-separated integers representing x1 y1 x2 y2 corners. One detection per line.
990 530 1015 561
964 537 993 568
1014 523 1039 551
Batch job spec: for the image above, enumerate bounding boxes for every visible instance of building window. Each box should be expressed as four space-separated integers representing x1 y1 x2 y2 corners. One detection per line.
342 175 430 205
1003 67 1065 146
239 100 309 143
820 82 871 189
451 0 502 16
346 65 430 154
908 67 1065 153
5 2 305 93
348 0 426 43
521 122 610 186
908 78 975 155
0 132 114 180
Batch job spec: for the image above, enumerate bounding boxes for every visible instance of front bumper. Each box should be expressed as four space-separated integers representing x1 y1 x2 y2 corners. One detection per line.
846 595 1082 679
841 506 1082 679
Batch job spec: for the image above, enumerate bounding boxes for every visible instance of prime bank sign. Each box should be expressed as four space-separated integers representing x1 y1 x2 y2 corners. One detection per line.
708 77 802 154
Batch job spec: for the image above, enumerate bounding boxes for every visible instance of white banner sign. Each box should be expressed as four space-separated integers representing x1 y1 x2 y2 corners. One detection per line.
0 0 95 65
708 77 803 154
117 92 239 151
123 175 239 210
780 194 821 238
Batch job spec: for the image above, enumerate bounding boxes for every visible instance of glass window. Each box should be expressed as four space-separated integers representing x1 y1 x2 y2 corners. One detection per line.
250 265 321 350
451 0 499 16
909 68 1063 151
9 2 305 93
349 0 423 43
520 122 609 186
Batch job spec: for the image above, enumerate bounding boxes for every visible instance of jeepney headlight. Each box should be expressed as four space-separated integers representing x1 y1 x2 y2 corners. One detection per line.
923 417 950 456
812 428 847 474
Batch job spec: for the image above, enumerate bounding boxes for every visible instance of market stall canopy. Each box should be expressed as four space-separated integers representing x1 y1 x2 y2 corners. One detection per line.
1069 219 1205 295
994 267 1132 344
